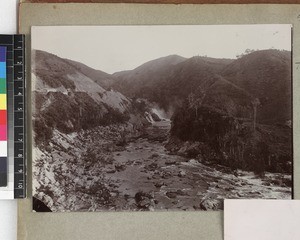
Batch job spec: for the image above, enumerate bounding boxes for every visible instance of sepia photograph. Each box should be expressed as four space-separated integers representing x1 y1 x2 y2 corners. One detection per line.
31 25 293 212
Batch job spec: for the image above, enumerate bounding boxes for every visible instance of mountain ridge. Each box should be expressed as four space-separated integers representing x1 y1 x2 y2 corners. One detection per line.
111 49 291 124
32 49 149 146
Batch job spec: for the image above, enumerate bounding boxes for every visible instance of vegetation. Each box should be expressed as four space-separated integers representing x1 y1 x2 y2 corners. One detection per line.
170 98 292 174
33 91 130 147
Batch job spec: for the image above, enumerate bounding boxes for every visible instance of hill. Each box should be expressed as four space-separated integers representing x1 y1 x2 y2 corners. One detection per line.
165 50 292 174
221 49 291 124
111 49 292 174
113 55 233 113
32 50 148 146
67 59 114 90
113 50 291 124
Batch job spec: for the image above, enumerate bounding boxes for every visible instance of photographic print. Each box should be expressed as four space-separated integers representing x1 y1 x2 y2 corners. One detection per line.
31 25 293 212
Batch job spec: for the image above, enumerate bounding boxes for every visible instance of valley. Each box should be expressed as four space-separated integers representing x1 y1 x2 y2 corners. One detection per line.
33 119 291 212
32 48 293 211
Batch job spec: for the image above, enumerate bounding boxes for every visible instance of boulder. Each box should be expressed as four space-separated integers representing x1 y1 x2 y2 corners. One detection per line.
134 191 155 211
106 167 116 174
154 182 165 188
165 159 176 165
145 163 158 171
150 153 159 159
178 170 186 177
166 191 177 199
199 199 223 210
115 163 126 171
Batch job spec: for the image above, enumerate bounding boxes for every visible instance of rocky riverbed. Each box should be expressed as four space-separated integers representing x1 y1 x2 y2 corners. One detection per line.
103 133 292 211
33 121 292 212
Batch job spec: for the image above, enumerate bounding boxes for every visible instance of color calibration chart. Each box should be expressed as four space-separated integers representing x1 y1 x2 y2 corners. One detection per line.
0 35 26 199
0 46 7 187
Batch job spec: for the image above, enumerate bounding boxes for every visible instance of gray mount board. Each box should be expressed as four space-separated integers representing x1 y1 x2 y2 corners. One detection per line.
18 3 300 240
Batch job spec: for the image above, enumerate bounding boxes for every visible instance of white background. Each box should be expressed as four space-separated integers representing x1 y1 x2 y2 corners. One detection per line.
225 200 300 240
0 1 18 240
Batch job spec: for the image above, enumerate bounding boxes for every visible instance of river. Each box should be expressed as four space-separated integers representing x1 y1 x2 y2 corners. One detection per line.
101 120 292 211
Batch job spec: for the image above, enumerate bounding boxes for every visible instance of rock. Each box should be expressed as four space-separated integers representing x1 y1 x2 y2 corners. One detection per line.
116 141 126 147
148 206 155 211
282 177 292 187
166 191 177 198
150 153 159 159
110 192 118 197
176 190 186 195
224 187 234 191
138 199 151 208
177 143 189 156
33 197 52 212
236 192 243 197
115 163 126 171
161 171 172 179
134 191 155 210
209 182 218 188
178 170 186 177
135 192 147 201
154 182 165 188
177 142 202 158
188 159 199 165
199 199 223 211
106 168 116 174
193 205 200 210
165 160 176 165
124 193 130 198
146 163 158 171
250 191 261 195
263 181 271 186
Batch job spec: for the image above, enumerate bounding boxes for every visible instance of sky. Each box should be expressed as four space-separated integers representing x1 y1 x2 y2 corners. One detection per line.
32 25 292 74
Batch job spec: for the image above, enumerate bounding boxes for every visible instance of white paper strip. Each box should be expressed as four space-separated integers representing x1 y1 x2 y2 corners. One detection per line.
225 199 300 240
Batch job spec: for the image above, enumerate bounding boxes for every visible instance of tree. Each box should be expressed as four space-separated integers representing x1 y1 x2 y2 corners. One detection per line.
187 90 206 118
251 98 260 131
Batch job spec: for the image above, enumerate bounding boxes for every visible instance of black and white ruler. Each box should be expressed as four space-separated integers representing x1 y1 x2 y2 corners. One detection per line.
0 35 26 199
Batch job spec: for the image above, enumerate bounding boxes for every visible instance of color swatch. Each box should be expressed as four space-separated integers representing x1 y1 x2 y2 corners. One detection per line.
0 35 26 198
0 46 7 186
